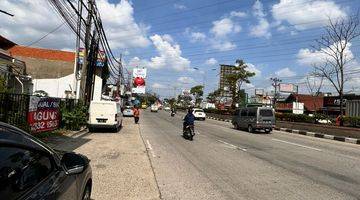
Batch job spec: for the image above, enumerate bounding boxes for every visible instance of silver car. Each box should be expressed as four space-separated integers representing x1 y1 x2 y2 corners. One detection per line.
123 106 134 117
232 107 275 133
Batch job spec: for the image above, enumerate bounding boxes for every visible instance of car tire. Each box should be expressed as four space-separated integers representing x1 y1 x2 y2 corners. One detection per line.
82 185 91 200
248 125 254 133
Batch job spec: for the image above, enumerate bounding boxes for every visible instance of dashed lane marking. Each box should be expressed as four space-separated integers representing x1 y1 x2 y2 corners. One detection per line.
272 138 322 152
146 140 157 158
217 139 247 152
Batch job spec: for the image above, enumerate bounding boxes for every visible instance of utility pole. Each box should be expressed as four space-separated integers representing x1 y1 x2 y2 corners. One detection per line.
79 0 93 102
117 54 122 98
270 77 282 109
74 0 83 99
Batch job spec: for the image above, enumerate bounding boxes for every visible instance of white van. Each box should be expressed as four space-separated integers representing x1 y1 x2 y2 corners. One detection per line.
87 101 123 132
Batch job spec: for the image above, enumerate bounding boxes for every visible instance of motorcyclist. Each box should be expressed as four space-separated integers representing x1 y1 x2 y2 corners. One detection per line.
171 107 176 115
183 108 195 132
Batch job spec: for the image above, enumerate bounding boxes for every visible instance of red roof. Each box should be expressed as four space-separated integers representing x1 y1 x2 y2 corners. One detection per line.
283 94 324 111
8 45 75 62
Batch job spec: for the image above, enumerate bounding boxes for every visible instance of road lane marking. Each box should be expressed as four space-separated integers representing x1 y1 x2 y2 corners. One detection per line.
272 138 322 152
217 140 247 152
146 140 157 158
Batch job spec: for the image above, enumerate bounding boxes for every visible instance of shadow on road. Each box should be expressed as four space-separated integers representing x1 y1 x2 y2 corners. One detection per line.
43 132 92 152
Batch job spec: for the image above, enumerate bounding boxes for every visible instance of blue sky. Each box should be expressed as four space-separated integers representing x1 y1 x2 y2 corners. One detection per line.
1 0 360 98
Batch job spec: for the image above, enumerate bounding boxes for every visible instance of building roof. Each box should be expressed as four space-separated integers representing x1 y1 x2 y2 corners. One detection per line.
283 93 324 111
0 35 17 50
8 45 75 63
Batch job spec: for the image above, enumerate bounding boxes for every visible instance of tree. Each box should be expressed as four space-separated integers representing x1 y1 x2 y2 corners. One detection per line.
0 76 8 93
190 85 204 106
312 15 360 120
224 60 255 108
306 68 324 114
207 88 221 103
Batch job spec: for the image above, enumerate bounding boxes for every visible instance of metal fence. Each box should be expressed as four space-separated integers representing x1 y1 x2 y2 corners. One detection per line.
0 92 29 130
0 92 80 131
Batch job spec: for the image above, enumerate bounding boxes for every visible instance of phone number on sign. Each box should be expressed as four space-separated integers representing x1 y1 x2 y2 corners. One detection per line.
31 120 59 131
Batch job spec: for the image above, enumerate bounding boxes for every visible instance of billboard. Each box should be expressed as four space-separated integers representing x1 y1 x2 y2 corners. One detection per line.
133 68 147 78
132 68 147 94
279 83 298 93
27 97 61 133
96 50 106 67
292 102 304 114
255 89 264 96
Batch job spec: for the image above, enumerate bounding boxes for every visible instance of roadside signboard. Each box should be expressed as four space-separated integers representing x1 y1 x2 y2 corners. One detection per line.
279 83 298 93
27 97 61 133
96 50 106 67
292 102 304 114
133 68 147 78
132 68 147 94
255 89 264 96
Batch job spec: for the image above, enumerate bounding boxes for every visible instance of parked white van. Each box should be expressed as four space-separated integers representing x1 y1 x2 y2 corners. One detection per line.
87 101 123 132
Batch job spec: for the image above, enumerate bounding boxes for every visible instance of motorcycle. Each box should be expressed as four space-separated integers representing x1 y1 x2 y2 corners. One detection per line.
171 111 175 117
183 125 195 141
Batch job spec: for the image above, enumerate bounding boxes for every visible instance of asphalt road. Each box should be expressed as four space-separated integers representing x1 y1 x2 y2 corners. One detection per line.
139 110 360 200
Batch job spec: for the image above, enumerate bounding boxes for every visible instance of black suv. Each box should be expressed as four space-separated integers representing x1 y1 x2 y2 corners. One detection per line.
0 122 92 200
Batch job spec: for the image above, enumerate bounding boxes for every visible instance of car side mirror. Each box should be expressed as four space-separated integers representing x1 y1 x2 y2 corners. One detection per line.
61 152 88 175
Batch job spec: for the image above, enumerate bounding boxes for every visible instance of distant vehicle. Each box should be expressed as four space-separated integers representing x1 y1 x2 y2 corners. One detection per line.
0 122 92 200
151 104 159 112
88 101 123 132
232 107 275 133
193 108 206 120
141 103 147 109
164 106 171 111
123 105 134 117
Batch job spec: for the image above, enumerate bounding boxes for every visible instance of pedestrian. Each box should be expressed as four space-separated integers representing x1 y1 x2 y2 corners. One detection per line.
133 106 140 124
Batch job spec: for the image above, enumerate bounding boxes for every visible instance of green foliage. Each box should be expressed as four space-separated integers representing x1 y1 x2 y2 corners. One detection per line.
275 113 314 123
341 116 360 127
224 60 255 108
61 102 87 131
0 76 8 93
190 85 204 106
207 89 221 102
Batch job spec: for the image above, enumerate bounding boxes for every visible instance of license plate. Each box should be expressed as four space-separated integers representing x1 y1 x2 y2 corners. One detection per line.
97 119 107 123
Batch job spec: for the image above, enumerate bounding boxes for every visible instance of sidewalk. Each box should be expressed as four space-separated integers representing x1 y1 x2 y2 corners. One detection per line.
45 118 160 200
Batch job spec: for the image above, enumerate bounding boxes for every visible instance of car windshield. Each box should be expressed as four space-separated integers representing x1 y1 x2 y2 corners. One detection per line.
259 109 273 117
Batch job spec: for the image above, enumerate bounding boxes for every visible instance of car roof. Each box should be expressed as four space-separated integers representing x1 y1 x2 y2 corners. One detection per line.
0 122 56 155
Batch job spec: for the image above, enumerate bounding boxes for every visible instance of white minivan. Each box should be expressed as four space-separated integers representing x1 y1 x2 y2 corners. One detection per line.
87 101 123 132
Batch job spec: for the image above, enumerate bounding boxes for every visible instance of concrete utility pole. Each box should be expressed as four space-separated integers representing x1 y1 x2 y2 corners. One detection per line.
271 77 282 108
117 54 122 97
79 0 94 102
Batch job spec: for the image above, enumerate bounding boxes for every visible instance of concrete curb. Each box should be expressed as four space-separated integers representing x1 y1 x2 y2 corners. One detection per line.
206 116 360 145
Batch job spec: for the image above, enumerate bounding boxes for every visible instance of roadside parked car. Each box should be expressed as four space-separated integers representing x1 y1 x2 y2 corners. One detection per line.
151 104 159 112
123 105 134 117
87 101 123 132
193 108 206 120
0 122 92 200
232 107 275 133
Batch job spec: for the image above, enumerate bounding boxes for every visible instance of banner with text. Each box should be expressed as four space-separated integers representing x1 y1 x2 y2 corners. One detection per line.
27 97 61 133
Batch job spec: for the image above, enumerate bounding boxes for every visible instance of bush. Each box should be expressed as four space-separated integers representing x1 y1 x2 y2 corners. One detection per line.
276 113 314 123
61 102 87 131
342 116 360 127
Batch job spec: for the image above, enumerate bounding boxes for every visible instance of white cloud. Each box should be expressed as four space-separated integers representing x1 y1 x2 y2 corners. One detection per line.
246 63 262 77
272 0 347 30
250 18 271 39
131 34 191 71
205 58 218 66
297 41 354 66
0 0 150 51
97 0 150 49
174 3 186 10
0 0 75 50
230 11 247 18
249 0 271 39
210 18 241 38
185 28 207 43
210 40 237 51
152 83 167 89
275 67 296 77
178 76 195 84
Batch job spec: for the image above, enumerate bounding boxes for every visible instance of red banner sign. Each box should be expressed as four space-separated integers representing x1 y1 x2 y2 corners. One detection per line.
28 97 61 133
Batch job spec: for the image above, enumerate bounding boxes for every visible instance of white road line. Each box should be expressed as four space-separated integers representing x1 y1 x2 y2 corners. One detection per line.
272 138 322 152
217 140 247 152
146 140 157 158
